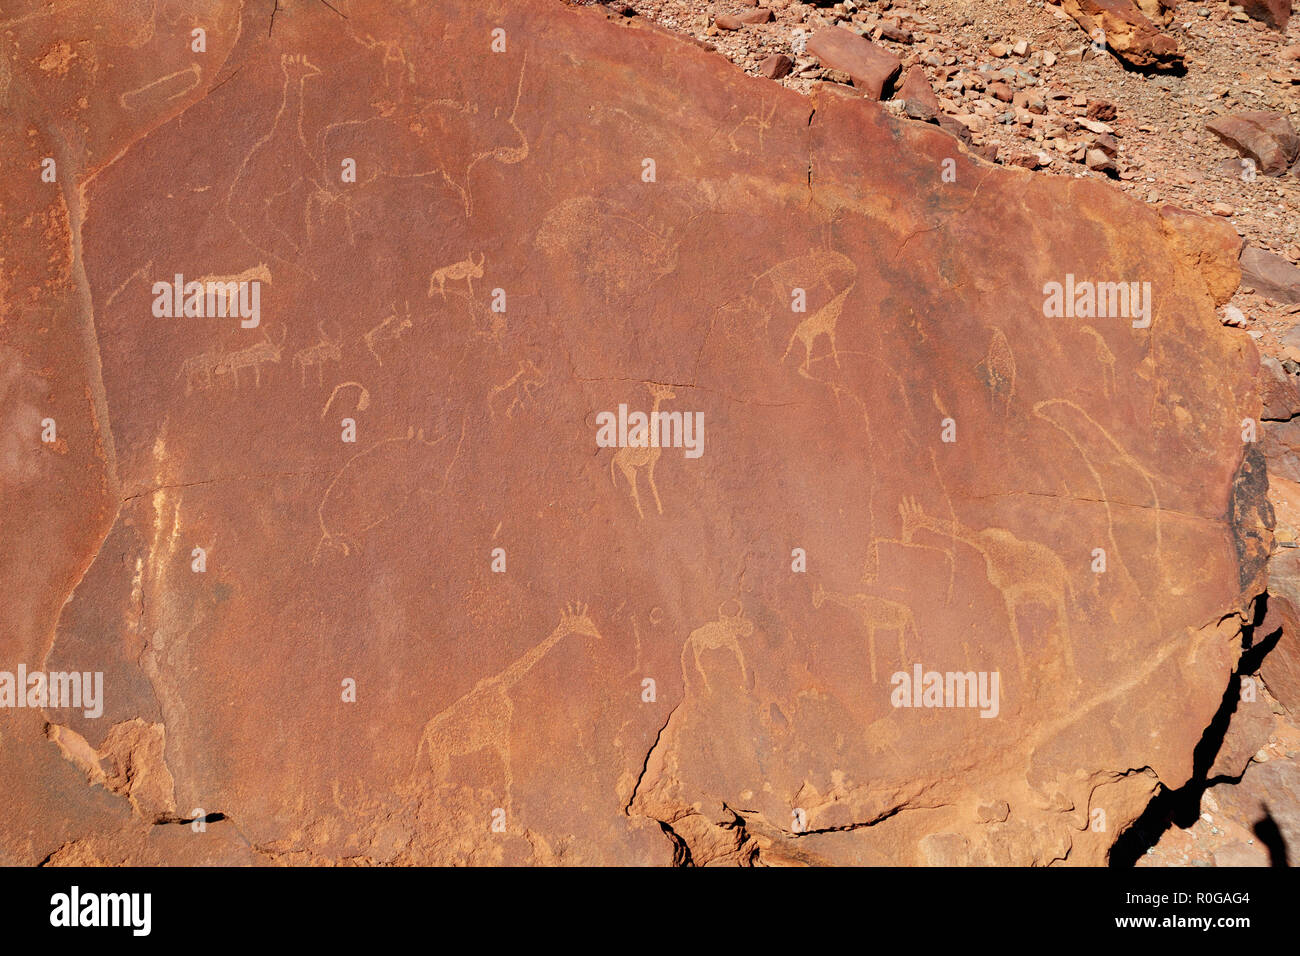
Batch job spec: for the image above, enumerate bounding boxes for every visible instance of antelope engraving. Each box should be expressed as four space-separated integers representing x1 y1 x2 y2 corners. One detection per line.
177 343 226 396
293 321 343 385
428 252 484 300
363 303 413 365
681 603 754 694
611 382 675 519
488 359 544 419
214 326 286 388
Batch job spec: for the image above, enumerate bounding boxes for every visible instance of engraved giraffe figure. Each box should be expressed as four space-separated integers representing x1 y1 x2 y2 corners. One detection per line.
226 54 324 270
812 583 918 682
680 603 754 694
611 383 675 519
428 252 484 300
293 321 342 385
898 497 1075 680
416 603 602 808
782 284 853 378
755 250 856 379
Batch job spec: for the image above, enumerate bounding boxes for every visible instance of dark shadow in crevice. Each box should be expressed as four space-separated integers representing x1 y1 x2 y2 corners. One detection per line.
1109 595 1275 866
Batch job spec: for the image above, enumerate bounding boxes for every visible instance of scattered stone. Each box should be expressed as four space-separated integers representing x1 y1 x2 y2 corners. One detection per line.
1077 117 1114 135
1086 148 1119 175
895 65 940 122
1086 99 1118 121
759 53 795 79
990 42 1011 57
1221 303 1249 327
1006 150 1045 168
879 24 913 44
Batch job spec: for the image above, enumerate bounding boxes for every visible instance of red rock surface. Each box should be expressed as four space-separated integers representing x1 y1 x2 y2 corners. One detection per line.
0 0 1272 866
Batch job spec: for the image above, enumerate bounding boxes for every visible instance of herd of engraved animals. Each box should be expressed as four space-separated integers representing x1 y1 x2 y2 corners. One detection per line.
162 45 534 394
154 48 1119 680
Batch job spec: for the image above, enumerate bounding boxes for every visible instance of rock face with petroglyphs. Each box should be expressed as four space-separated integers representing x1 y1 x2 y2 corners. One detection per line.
0 0 1267 866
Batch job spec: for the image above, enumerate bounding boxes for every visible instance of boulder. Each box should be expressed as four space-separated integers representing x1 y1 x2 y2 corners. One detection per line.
1258 356 1300 422
1060 0 1183 71
806 27 903 100
895 65 940 122
1157 204 1243 306
1209 761 1300 862
1241 246 1300 304
1207 111 1300 178
1238 0 1291 30
1258 593 1300 716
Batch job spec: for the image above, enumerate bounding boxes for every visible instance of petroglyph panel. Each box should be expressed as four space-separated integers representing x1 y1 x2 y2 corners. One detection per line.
0 0 1266 870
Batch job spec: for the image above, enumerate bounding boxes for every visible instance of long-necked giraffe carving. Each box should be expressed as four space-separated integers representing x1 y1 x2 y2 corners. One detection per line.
611 382 676 519
226 54 325 271
812 583 918 682
898 497 1076 680
416 603 602 808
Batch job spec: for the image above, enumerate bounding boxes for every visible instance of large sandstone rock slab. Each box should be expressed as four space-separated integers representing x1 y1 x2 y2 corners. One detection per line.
0 0 1266 865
